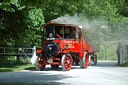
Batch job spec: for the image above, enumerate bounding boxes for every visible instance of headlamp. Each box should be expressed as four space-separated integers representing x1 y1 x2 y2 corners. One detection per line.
49 33 53 37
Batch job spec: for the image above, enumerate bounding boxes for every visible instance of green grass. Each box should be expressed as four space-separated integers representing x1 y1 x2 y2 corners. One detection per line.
0 64 35 72
0 82 51 85
117 63 128 67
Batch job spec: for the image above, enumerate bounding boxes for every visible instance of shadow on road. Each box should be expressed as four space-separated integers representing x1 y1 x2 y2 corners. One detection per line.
26 66 81 71
91 61 118 67
25 61 118 71
0 70 72 85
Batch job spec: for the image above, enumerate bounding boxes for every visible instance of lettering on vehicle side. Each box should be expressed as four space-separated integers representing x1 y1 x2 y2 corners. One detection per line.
64 40 79 48
64 40 79 44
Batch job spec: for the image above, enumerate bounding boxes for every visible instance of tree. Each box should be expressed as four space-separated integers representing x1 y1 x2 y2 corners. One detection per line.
0 0 128 47
0 0 45 47
0 6 27 46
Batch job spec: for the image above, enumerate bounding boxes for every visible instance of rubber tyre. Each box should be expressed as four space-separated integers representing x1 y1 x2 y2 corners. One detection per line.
94 54 97 65
88 55 91 66
80 51 89 68
61 54 72 71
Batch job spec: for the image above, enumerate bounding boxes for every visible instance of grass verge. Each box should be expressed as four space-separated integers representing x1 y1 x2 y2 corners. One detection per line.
117 63 128 67
0 64 35 72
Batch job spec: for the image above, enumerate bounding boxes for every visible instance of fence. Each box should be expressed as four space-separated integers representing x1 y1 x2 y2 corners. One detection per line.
0 46 36 56
0 46 36 64
96 43 128 64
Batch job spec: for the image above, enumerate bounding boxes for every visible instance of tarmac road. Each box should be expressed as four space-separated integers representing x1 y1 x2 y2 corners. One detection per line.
0 61 128 85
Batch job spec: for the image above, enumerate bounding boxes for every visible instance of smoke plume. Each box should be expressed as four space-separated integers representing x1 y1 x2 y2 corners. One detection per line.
52 14 105 44
52 14 91 30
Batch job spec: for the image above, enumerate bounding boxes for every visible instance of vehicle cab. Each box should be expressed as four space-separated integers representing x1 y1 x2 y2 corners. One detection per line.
35 22 90 71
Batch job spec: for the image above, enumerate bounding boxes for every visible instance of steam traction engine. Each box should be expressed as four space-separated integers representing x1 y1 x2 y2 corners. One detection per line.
36 22 99 71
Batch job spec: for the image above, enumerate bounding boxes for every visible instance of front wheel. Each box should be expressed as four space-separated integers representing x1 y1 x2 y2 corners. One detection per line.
35 54 46 71
61 54 72 71
80 51 89 68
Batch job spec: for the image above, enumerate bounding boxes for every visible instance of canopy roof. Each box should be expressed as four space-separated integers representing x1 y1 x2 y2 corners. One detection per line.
41 23 83 29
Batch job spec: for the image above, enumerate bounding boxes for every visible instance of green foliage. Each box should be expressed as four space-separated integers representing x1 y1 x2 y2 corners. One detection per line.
25 7 44 28
22 7 44 47
0 0 128 48
97 44 118 61
81 0 128 43
0 8 27 46
42 0 78 22
0 1 44 47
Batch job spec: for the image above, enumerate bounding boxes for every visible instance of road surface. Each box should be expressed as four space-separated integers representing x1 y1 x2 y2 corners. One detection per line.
0 61 128 85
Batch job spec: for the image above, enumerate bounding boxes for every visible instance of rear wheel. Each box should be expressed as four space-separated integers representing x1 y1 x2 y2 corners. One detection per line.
61 54 72 71
80 51 89 68
94 54 97 65
35 54 46 71
88 55 91 66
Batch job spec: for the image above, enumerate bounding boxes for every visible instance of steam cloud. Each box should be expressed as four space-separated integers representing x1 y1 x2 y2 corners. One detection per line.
52 14 91 30
52 14 105 43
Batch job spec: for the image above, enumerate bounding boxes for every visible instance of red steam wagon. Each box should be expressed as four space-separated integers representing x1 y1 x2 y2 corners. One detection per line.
35 22 99 71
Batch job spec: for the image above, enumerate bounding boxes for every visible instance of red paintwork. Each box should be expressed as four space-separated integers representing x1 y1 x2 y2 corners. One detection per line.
36 50 42 53
36 23 99 70
40 25 88 56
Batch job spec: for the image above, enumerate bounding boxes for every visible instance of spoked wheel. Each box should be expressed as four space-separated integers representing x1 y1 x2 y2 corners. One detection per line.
80 51 89 68
51 65 59 69
35 54 46 71
61 54 72 71
94 54 97 65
